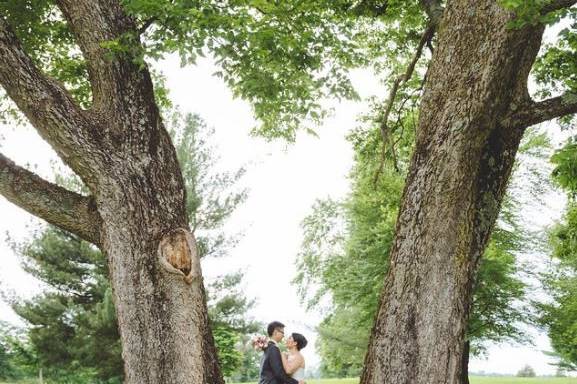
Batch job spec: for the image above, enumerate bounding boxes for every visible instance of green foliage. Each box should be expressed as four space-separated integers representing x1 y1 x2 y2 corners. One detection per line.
0 320 42 381
499 0 572 28
542 203 577 370
535 22 577 96
121 0 364 140
315 308 370 378
552 142 577 196
229 335 262 383
543 133 577 370
168 111 248 259
1 1 91 108
495 2 577 129
540 267 577 371
0 341 12 380
9 228 123 383
0 0 433 139
207 271 261 380
16 228 104 297
212 326 243 378
532 10 577 128
468 235 529 352
294 121 406 376
550 202 577 269
207 272 258 334
0 323 27 380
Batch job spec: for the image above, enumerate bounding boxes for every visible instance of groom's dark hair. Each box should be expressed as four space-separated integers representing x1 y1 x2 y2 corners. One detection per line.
267 321 285 336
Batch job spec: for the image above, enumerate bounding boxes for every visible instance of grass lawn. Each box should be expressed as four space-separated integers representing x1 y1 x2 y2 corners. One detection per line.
0 381 36 384
470 377 577 384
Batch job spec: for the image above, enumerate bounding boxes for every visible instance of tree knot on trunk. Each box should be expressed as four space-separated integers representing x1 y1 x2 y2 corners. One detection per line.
157 228 201 284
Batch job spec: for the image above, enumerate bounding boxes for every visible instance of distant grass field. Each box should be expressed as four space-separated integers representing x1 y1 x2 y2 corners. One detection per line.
2 377 576 384
469 378 577 384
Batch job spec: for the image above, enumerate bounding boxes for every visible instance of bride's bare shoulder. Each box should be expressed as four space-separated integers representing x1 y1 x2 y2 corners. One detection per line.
296 351 305 366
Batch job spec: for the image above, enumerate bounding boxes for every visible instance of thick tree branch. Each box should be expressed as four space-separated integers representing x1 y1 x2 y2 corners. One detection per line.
0 153 101 246
55 0 135 70
55 0 164 153
503 91 577 129
0 17 98 179
541 0 577 14
55 0 156 111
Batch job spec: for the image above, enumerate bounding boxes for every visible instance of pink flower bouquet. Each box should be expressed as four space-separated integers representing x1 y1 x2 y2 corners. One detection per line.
251 334 269 352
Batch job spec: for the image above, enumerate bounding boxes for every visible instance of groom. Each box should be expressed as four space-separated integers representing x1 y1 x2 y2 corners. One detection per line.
259 321 304 384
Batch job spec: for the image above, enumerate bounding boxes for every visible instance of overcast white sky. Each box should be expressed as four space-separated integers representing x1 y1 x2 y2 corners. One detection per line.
0 53 574 377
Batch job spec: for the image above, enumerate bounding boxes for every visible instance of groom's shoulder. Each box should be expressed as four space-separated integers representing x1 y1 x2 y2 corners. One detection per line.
267 341 278 350
264 341 276 355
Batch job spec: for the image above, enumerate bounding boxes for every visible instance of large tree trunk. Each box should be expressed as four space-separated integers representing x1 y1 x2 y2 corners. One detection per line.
97 151 222 383
94 121 222 383
63 6 225 379
0 1 224 382
360 1 545 383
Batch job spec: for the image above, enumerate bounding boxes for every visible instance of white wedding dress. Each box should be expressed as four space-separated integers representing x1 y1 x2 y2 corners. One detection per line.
288 353 305 380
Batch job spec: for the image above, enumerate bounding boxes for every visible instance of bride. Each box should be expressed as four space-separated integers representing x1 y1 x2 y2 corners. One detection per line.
281 332 307 380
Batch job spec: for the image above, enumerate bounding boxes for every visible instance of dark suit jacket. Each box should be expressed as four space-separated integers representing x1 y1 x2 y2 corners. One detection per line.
258 341 299 384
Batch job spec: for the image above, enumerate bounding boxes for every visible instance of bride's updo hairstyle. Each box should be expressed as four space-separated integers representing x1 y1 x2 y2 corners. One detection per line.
291 333 308 351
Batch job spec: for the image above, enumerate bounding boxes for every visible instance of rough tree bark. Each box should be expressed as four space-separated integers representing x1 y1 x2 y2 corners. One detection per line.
0 1 223 383
360 1 577 383
460 341 470 384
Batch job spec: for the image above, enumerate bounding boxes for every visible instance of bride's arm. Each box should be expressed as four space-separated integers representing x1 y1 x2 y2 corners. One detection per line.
281 353 303 375
280 352 293 374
